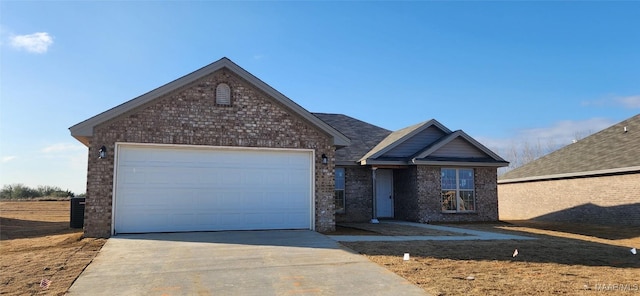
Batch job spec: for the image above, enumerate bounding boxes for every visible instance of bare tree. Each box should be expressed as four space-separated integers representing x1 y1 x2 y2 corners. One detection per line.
498 139 565 175
497 129 595 175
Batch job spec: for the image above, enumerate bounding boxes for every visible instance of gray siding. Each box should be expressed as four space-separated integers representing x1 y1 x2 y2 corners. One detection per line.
384 126 446 157
431 138 487 158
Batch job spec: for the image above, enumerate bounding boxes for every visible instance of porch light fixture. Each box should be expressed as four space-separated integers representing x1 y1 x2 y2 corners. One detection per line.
321 154 328 165
98 146 107 159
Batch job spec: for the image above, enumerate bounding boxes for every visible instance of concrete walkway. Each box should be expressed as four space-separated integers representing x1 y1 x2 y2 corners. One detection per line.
67 230 427 296
328 221 536 242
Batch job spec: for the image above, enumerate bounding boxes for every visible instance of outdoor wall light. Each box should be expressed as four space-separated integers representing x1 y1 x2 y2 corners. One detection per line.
321 154 328 165
99 146 107 159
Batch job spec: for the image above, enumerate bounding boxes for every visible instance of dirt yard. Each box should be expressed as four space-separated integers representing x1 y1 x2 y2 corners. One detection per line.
0 201 105 296
2 201 638 295
337 221 640 295
334 222 469 236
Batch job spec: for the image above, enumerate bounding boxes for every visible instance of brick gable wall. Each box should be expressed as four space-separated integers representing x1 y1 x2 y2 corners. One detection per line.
84 68 335 237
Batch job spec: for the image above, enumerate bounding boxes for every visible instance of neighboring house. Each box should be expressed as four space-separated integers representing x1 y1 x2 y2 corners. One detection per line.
70 57 508 238
498 114 640 226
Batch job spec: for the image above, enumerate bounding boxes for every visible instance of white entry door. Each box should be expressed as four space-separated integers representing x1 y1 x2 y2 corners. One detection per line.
376 169 394 218
113 144 314 234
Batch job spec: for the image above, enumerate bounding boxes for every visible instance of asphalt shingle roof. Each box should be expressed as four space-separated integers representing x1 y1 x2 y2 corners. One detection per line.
312 113 391 164
316 114 508 167
499 114 640 181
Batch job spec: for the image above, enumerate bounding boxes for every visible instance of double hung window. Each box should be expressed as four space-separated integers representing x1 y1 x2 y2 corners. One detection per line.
441 168 475 212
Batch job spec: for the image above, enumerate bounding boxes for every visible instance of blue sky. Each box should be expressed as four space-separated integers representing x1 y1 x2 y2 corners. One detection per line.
1 1 638 194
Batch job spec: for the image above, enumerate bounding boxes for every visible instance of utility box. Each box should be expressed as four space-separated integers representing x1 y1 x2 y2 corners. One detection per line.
70 197 86 228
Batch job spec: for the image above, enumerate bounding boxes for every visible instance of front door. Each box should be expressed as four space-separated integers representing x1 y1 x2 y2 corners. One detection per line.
376 169 394 218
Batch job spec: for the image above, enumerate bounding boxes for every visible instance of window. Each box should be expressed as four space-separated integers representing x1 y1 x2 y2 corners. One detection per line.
441 168 475 212
335 168 345 213
215 83 231 105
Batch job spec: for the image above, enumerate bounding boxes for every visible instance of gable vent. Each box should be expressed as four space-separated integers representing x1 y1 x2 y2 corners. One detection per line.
215 83 231 105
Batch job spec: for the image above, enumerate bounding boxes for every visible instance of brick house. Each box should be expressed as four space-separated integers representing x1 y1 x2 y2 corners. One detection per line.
313 114 508 224
498 114 640 226
70 57 508 237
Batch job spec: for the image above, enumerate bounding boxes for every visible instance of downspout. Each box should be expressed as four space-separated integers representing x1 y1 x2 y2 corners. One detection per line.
370 167 379 224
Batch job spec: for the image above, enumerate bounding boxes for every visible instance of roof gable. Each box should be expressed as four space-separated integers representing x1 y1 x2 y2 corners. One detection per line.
500 114 640 182
358 119 451 163
69 57 350 147
384 125 448 157
358 120 508 167
411 130 508 166
430 137 488 158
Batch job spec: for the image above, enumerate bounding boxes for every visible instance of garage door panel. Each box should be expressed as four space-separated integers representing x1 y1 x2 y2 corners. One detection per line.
115 145 313 233
172 214 197 226
289 172 312 186
122 212 167 232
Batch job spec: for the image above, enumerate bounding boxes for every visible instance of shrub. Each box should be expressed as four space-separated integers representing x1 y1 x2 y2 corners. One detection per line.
0 184 76 199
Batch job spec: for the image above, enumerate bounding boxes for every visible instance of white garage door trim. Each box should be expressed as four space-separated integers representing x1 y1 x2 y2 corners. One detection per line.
111 143 315 235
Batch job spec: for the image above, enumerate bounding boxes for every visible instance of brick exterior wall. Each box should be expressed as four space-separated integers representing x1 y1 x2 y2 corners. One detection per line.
394 168 419 221
340 166 499 224
474 167 500 221
499 173 640 226
84 68 335 237
394 166 498 223
335 166 373 223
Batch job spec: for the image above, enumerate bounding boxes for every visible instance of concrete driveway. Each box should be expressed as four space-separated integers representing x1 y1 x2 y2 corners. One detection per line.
67 230 426 295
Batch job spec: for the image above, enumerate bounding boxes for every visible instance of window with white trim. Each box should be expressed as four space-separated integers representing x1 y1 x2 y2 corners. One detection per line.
215 83 231 105
441 168 475 212
335 168 345 213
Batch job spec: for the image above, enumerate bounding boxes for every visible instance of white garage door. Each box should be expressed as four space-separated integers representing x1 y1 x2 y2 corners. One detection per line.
113 144 313 234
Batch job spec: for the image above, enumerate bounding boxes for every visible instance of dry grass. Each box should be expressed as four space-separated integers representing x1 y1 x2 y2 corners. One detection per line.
341 221 640 295
0 201 105 296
